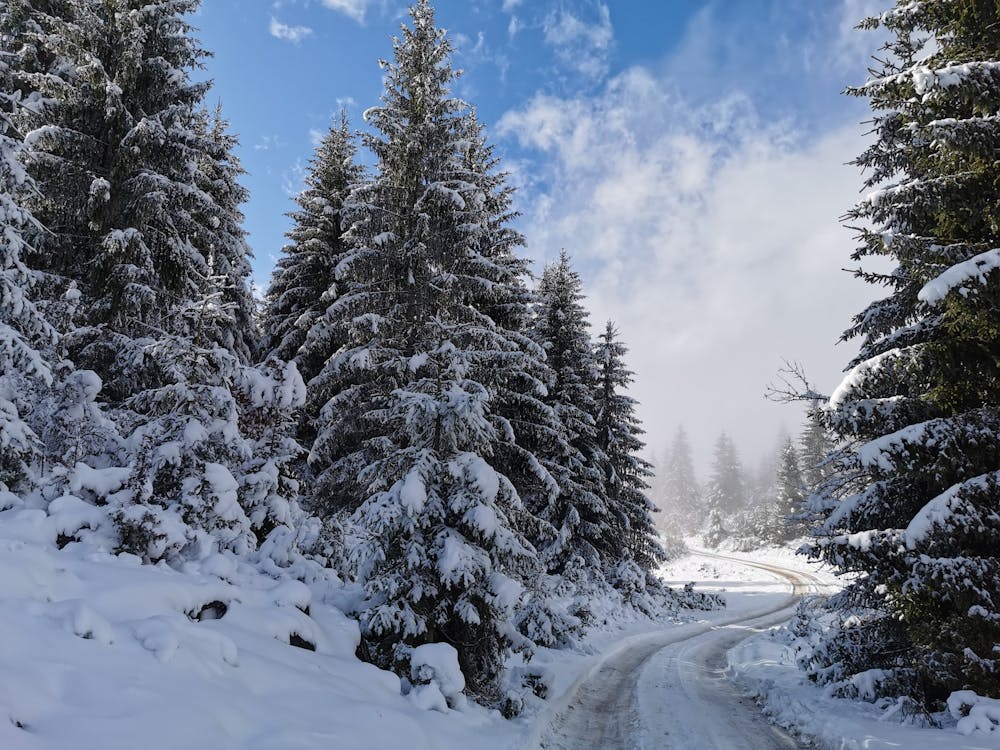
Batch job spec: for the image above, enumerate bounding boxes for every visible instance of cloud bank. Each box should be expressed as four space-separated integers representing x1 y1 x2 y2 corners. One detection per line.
499 66 877 474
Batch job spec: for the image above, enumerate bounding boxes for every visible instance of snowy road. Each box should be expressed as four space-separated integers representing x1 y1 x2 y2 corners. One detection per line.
529 551 828 750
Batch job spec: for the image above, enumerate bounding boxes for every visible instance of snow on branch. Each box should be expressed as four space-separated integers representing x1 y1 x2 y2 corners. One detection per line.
917 248 1000 306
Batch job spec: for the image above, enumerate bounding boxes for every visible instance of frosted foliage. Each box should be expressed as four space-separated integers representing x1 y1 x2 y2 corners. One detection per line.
308 0 544 696
807 0 1000 706
0 67 55 493
917 247 1000 305
530 252 614 577
114 337 310 564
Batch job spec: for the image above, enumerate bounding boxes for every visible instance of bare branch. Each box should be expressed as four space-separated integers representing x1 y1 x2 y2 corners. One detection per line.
765 358 829 404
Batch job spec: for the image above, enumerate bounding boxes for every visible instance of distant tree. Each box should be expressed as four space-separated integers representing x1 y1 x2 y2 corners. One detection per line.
798 402 833 497
772 436 805 542
704 432 746 536
656 426 702 533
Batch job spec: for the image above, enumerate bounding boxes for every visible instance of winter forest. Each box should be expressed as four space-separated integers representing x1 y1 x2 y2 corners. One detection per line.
1 0 999 748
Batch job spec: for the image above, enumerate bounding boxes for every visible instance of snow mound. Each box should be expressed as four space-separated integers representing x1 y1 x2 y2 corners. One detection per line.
0 503 514 750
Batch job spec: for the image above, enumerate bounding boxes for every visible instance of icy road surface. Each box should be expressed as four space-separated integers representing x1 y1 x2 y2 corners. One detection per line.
529 550 829 750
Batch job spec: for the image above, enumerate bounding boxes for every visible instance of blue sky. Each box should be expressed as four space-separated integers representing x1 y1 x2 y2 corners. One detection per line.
193 0 886 475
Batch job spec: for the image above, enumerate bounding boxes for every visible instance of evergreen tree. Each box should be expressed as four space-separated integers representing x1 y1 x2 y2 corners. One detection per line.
114 299 307 563
0 49 55 495
265 112 363 385
530 251 614 576
810 0 1000 705
310 0 540 696
1 29 125 505
657 427 702 533
9 0 240 400
799 402 833 497
453 113 563 566
703 432 745 546
593 321 662 571
5 1 304 564
193 104 258 363
773 436 804 543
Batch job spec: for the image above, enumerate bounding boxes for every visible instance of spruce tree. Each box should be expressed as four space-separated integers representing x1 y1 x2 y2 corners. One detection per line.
193 104 258 363
593 321 662 571
657 427 702 533
114 298 307 563
265 112 363 385
799 402 833 498
773 436 804 543
0 50 55 495
810 0 1000 704
310 0 540 696
530 251 614 576
1 37 124 515
6 1 305 564
9 0 235 400
703 432 745 546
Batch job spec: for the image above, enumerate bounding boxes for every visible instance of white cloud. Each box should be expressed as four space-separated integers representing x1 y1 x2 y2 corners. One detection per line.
499 67 877 476
507 15 521 39
501 0 523 12
281 157 308 198
253 134 287 151
320 0 377 24
542 3 614 80
269 16 313 44
829 0 892 72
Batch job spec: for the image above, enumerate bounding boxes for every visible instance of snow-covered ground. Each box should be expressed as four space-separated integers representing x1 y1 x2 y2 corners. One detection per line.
0 512 515 750
3 525 996 750
711 546 1000 749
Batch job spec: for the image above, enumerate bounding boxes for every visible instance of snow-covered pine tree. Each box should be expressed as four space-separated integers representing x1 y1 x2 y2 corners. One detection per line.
809 0 1000 705
593 321 662 571
193 104 258 363
772 436 804 543
9 0 234 401
799 402 833 498
703 432 746 546
6 1 307 565
265 112 364 386
309 0 539 696
233 357 308 553
530 250 615 578
455 112 562 561
113 295 306 564
656 427 702 533
0 48 55 497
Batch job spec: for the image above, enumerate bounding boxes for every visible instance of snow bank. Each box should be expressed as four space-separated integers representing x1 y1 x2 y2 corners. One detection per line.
949 691 1000 736
0 503 516 750
727 626 1000 749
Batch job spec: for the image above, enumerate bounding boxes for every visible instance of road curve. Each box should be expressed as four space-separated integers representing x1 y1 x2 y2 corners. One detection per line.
527 551 829 750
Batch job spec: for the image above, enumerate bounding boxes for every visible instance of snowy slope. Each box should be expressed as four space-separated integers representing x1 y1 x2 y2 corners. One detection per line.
0 508 515 750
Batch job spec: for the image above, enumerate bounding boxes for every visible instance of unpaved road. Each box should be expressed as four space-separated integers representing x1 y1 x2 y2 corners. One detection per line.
528 551 829 750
